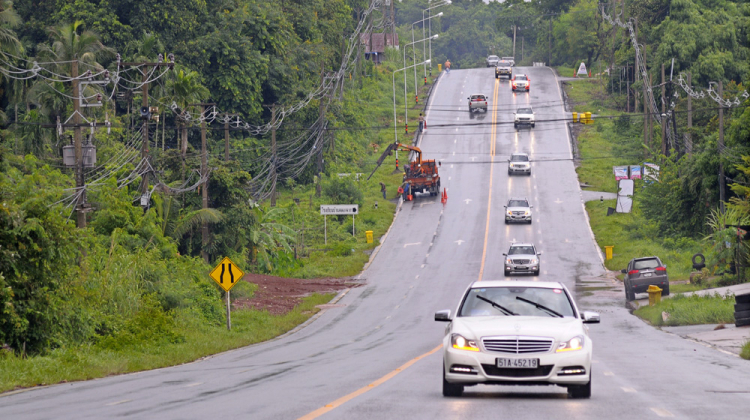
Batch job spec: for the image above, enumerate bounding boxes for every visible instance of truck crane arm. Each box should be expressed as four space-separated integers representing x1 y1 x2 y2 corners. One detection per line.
366 143 423 180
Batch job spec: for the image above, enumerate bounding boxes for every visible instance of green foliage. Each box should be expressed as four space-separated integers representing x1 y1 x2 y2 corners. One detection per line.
633 293 736 326
323 175 364 206
741 340 750 360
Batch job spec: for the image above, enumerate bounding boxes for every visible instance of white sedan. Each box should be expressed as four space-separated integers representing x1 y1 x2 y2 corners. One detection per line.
435 281 600 398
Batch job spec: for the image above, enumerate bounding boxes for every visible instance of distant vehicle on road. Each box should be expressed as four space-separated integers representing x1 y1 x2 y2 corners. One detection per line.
505 198 532 224
511 74 530 92
503 243 541 276
486 55 500 67
435 280 600 398
468 94 488 113
621 256 670 301
495 60 512 79
514 106 535 128
502 56 516 66
508 152 531 176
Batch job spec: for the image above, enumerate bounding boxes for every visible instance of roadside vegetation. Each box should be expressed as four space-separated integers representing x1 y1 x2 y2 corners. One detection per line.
632 293 735 327
742 341 750 360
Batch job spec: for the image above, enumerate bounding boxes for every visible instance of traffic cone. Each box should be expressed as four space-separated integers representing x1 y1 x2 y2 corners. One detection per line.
407 194 413 201
441 188 447 204
588 70 591 78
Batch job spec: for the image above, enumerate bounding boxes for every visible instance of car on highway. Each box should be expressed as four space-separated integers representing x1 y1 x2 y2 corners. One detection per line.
514 106 535 128
435 280 600 398
503 243 541 276
468 94 488 113
508 152 531 176
511 74 530 92
495 60 512 79
505 198 532 224
502 56 515 66
621 256 670 301
486 55 500 67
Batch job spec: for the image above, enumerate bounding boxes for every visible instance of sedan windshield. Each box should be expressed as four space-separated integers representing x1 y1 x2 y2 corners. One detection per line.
498 61 510 66
515 75 528 81
509 246 535 255
488 55 499 60
517 108 532 114
511 154 529 162
508 200 528 207
459 287 575 317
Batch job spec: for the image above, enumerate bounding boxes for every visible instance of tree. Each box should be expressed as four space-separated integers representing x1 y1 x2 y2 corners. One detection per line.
0 0 21 55
37 20 114 69
165 68 209 159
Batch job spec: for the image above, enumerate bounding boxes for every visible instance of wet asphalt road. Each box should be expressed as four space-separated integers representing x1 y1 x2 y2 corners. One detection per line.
3 68 750 420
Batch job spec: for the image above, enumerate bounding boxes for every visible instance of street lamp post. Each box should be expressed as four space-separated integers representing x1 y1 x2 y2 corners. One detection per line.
404 34 439 105
422 1 451 77
393 60 431 161
412 12 443 96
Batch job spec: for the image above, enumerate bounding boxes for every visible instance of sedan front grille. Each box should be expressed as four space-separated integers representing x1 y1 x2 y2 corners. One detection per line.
481 364 553 377
512 211 526 216
512 259 530 265
482 336 553 354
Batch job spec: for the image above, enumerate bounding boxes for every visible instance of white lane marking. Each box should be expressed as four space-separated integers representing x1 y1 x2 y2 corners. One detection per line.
543 271 548 275
650 408 675 418
450 164 454 168
604 372 614 376
106 400 131 406
426 253 430 257
185 382 203 387
449 177 452 180
404 242 421 248
415 275 420 279
554 198 563 204
419 201 434 208
429 242 433 246
621 387 637 393
421 264 426 268
464 199 472 204
386 315 391 319
453 151 456 156
455 240 465 246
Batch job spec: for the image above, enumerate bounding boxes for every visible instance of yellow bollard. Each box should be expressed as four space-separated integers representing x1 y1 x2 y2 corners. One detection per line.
572 112 578 123
647 285 663 306
585 111 592 124
604 245 614 260
438 64 442 72
366 230 373 244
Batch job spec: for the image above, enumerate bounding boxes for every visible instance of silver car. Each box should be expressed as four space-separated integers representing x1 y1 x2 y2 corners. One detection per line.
503 243 541 276
435 281 600 398
514 106 535 129
486 55 500 67
505 198 532 224
508 153 531 175
468 94 488 113
502 56 516 66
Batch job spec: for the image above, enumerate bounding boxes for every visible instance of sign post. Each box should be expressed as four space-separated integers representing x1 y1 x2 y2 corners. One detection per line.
320 204 359 245
209 256 245 331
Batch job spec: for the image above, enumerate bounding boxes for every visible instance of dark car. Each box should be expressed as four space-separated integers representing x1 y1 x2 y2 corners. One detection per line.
621 256 669 301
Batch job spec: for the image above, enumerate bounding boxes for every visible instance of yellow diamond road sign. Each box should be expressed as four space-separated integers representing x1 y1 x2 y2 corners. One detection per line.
210 257 244 292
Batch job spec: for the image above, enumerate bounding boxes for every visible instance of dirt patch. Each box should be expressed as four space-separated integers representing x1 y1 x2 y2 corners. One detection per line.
233 273 362 316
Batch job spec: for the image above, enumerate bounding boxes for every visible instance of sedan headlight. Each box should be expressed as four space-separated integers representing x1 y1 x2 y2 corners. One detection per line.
506 258 513 264
452 334 479 352
530 258 538 265
556 335 584 353
506 210 513 216
524 211 530 215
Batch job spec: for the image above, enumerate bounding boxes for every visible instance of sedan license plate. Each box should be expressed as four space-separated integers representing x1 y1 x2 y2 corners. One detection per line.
496 358 538 368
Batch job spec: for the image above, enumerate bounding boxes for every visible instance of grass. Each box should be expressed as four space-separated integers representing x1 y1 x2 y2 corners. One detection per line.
742 341 750 360
0 293 334 393
585 199 701 280
633 293 736 326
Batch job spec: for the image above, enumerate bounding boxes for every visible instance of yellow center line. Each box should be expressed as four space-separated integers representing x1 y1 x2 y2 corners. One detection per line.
477 78 500 282
297 345 442 420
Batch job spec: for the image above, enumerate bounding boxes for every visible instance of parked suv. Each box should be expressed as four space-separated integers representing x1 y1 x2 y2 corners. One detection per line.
508 153 531 176
621 256 670 301
504 198 532 224
486 55 500 67
495 60 512 79
514 106 535 128
503 243 541 276
468 94 488 113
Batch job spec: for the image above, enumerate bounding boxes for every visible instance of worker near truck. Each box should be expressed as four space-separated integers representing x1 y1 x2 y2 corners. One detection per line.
418 113 425 133
380 182 387 199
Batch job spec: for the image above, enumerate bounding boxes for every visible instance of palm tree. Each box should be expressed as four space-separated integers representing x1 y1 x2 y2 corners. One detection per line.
0 0 21 55
37 20 114 71
166 68 210 159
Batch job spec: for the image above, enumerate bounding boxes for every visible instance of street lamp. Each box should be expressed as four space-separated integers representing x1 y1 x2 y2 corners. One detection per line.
412 13 443 98
393 60 431 161
423 0 451 77
404 34 439 105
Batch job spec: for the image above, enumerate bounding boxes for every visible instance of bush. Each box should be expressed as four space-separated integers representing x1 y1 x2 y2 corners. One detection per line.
323 176 364 206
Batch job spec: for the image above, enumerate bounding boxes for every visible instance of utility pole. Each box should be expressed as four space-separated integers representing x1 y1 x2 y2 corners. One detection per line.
642 45 649 150
513 24 517 58
316 67 326 198
661 63 667 156
72 57 86 228
222 112 238 162
191 102 215 263
626 64 630 113
634 18 639 115
390 0 396 44
718 80 726 213
548 19 551 65
685 72 693 156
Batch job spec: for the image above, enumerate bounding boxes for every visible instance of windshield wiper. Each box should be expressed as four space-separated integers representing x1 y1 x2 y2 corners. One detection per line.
477 295 517 316
515 297 563 318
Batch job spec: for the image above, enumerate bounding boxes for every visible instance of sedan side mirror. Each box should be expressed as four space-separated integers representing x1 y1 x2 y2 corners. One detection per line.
530 205 534 208
467 97 470 100
502 253 507 256
620 269 627 274
581 311 601 324
537 252 543 256
435 310 451 322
